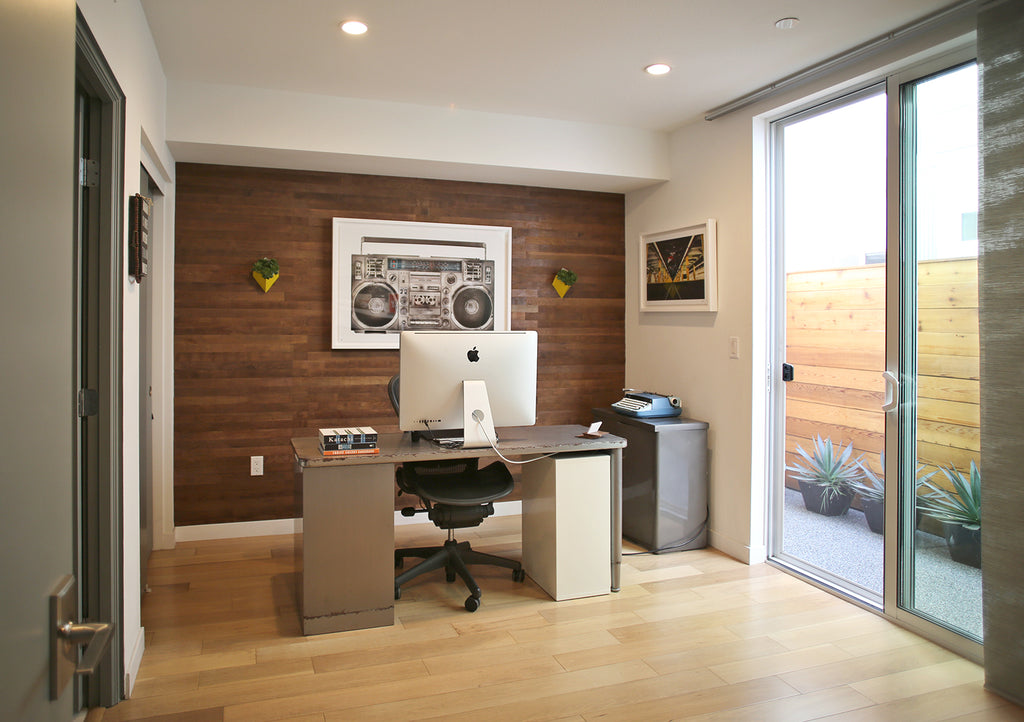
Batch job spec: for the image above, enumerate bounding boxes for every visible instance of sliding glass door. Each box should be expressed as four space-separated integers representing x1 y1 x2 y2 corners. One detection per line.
770 86 887 606
892 61 981 644
770 50 981 658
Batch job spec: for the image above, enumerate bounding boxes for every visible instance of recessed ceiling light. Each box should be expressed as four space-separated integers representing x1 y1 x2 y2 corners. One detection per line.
775 17 799 30
340 20 368 35
645 63 671 76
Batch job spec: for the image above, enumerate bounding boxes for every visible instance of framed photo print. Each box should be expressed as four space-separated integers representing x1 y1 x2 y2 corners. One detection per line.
640 219 718 312
331 218 512 349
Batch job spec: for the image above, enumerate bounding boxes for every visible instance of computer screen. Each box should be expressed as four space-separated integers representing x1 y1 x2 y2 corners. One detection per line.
398 330 538 447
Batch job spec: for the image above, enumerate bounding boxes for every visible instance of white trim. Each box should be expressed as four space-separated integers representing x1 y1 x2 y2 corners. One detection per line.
175 517 302 542
123 624 145 699
708 531 763 565
174 500 524 541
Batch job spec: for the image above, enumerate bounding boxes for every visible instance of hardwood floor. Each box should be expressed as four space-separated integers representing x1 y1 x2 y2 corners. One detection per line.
92 517 1020 721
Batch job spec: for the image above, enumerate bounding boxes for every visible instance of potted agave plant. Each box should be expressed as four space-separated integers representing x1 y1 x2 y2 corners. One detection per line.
787 436 862 516
919 461 981 568
852 457 937 534
852 460 885 534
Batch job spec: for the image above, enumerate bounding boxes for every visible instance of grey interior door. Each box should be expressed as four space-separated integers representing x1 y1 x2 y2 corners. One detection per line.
0 1 77 718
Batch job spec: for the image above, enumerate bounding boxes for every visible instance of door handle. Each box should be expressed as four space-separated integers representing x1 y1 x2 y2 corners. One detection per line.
882 370 899 412
59 620 113 676
50 575 114 699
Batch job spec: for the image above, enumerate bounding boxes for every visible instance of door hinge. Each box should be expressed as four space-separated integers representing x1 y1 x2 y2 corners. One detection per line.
78 388 99 417
79 157 99 188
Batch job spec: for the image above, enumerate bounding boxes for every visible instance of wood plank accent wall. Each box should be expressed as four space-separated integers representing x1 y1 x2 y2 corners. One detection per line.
174 164 625 526
784 258 980 491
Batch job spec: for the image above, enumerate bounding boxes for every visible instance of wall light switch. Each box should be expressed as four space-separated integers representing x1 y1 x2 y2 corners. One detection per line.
729 336 740 359
250 455 264 476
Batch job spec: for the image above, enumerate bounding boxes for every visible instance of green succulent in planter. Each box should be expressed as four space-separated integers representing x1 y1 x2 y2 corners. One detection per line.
918 461 981 531
251 257 280 279
787 436 863 515
555 268 578 286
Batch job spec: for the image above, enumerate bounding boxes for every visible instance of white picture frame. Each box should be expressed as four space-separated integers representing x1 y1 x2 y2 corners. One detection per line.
639 219 718 313
332 218 512 349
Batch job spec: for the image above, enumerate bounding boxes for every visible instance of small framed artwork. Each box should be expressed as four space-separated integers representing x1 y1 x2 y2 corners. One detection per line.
128 193 151 282
640 219 717 312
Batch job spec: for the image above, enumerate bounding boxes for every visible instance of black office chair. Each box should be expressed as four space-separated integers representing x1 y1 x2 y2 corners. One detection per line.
388 375 525 611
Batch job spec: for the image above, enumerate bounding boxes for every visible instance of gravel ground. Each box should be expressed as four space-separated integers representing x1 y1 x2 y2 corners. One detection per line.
782 487 982 640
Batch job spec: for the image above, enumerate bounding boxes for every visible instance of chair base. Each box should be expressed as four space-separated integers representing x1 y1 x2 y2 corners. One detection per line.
394 539 524 612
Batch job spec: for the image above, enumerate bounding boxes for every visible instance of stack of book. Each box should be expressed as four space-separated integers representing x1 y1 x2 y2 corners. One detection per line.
318 426 379 456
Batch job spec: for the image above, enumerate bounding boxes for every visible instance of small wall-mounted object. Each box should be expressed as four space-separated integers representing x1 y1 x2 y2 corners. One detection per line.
251 257 280 292
128 193 152 282
552 267 577 298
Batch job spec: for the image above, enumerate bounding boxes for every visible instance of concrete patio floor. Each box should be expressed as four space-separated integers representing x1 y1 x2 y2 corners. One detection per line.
782 487 983 640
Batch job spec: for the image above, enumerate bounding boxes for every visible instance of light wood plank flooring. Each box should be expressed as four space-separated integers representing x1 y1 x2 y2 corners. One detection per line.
92 517 1021 721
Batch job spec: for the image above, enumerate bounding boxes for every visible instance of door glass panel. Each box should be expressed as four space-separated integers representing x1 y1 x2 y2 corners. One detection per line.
773 88 887 604
899 63 981 641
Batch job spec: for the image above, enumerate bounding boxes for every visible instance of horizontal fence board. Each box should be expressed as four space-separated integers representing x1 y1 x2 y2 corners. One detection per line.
785 258 979 493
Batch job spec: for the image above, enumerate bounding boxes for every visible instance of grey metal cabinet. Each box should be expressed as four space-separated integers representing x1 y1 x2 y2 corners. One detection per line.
593 409 709 553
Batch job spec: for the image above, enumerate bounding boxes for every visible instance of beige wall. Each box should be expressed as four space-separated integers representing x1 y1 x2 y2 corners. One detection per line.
624 20 976 563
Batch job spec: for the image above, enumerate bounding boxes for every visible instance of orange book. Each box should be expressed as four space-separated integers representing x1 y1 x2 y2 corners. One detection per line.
320 446 380 457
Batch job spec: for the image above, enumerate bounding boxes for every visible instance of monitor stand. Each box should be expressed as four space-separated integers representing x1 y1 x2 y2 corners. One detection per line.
462 379 496 449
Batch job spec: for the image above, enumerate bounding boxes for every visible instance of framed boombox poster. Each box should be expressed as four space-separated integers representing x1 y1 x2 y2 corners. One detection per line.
331 218 513 350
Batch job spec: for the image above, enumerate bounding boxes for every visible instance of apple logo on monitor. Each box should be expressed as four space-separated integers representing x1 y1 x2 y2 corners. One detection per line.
467 346 480 362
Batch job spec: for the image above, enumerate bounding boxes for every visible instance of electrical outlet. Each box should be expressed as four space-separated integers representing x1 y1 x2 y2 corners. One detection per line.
250 455 263 476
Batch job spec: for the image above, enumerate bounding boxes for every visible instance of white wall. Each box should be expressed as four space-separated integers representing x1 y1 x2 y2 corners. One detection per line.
166 80 670 193
623 21 975 565
76 0 174 696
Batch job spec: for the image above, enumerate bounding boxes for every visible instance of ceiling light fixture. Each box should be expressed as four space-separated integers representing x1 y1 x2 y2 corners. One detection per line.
340 20 368 35
645 63 671 76
775 17 799 30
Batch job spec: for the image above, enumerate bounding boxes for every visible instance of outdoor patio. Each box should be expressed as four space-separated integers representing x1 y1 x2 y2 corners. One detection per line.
783 487 983 640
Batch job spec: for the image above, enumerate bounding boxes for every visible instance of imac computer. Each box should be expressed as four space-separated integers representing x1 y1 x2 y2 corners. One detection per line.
398 330 538 448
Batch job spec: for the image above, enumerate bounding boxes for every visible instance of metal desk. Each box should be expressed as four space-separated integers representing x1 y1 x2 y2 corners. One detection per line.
292 425 625 635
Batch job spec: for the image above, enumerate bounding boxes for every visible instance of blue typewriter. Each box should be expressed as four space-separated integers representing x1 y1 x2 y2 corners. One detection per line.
611 390 682 418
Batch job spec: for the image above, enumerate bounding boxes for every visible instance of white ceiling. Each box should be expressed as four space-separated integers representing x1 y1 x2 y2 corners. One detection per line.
141 0 959 132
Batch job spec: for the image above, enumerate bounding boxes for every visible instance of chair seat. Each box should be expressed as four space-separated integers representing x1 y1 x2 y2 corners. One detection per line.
412 461 514 506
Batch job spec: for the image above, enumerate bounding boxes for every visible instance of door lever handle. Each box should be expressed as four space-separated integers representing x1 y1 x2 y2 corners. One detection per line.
882 370 899 412
58 620 113 676
50 575 114 699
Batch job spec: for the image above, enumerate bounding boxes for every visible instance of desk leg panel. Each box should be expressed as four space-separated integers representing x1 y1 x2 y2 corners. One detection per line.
301 464 395 634
611 447 622 592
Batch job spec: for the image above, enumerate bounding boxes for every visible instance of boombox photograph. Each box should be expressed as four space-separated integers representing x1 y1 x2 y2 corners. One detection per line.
332 218 512 349
351 254 496 333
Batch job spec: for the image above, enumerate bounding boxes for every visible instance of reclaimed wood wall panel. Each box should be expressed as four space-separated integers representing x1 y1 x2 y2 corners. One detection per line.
174 164 625 526
784 258 980 493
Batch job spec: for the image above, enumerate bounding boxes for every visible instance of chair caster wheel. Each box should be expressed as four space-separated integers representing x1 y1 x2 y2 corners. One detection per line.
513 568 525 583
445 569 457 583
394 587 401 600
464 595 480 612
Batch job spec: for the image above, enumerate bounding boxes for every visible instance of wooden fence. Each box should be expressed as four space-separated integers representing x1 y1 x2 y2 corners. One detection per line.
785 258 980 490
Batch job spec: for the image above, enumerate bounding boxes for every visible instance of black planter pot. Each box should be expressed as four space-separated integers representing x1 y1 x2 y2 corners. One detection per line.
798 480 854 516
861 497 884 534
944 523 982 568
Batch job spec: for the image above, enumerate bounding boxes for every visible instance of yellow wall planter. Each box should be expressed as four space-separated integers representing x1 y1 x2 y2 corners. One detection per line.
552 267 577 298
253 270 279 293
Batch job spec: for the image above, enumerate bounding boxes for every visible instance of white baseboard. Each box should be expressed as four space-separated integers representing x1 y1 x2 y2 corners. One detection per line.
174 500 523 541
124 625 145 699
175 517 302 542
708 530 764 565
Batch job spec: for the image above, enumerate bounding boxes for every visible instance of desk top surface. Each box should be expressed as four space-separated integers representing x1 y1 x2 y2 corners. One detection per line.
292 425 625 468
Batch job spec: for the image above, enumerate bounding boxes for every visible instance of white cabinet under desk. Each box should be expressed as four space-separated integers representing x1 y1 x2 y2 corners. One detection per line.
522 453 611 601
